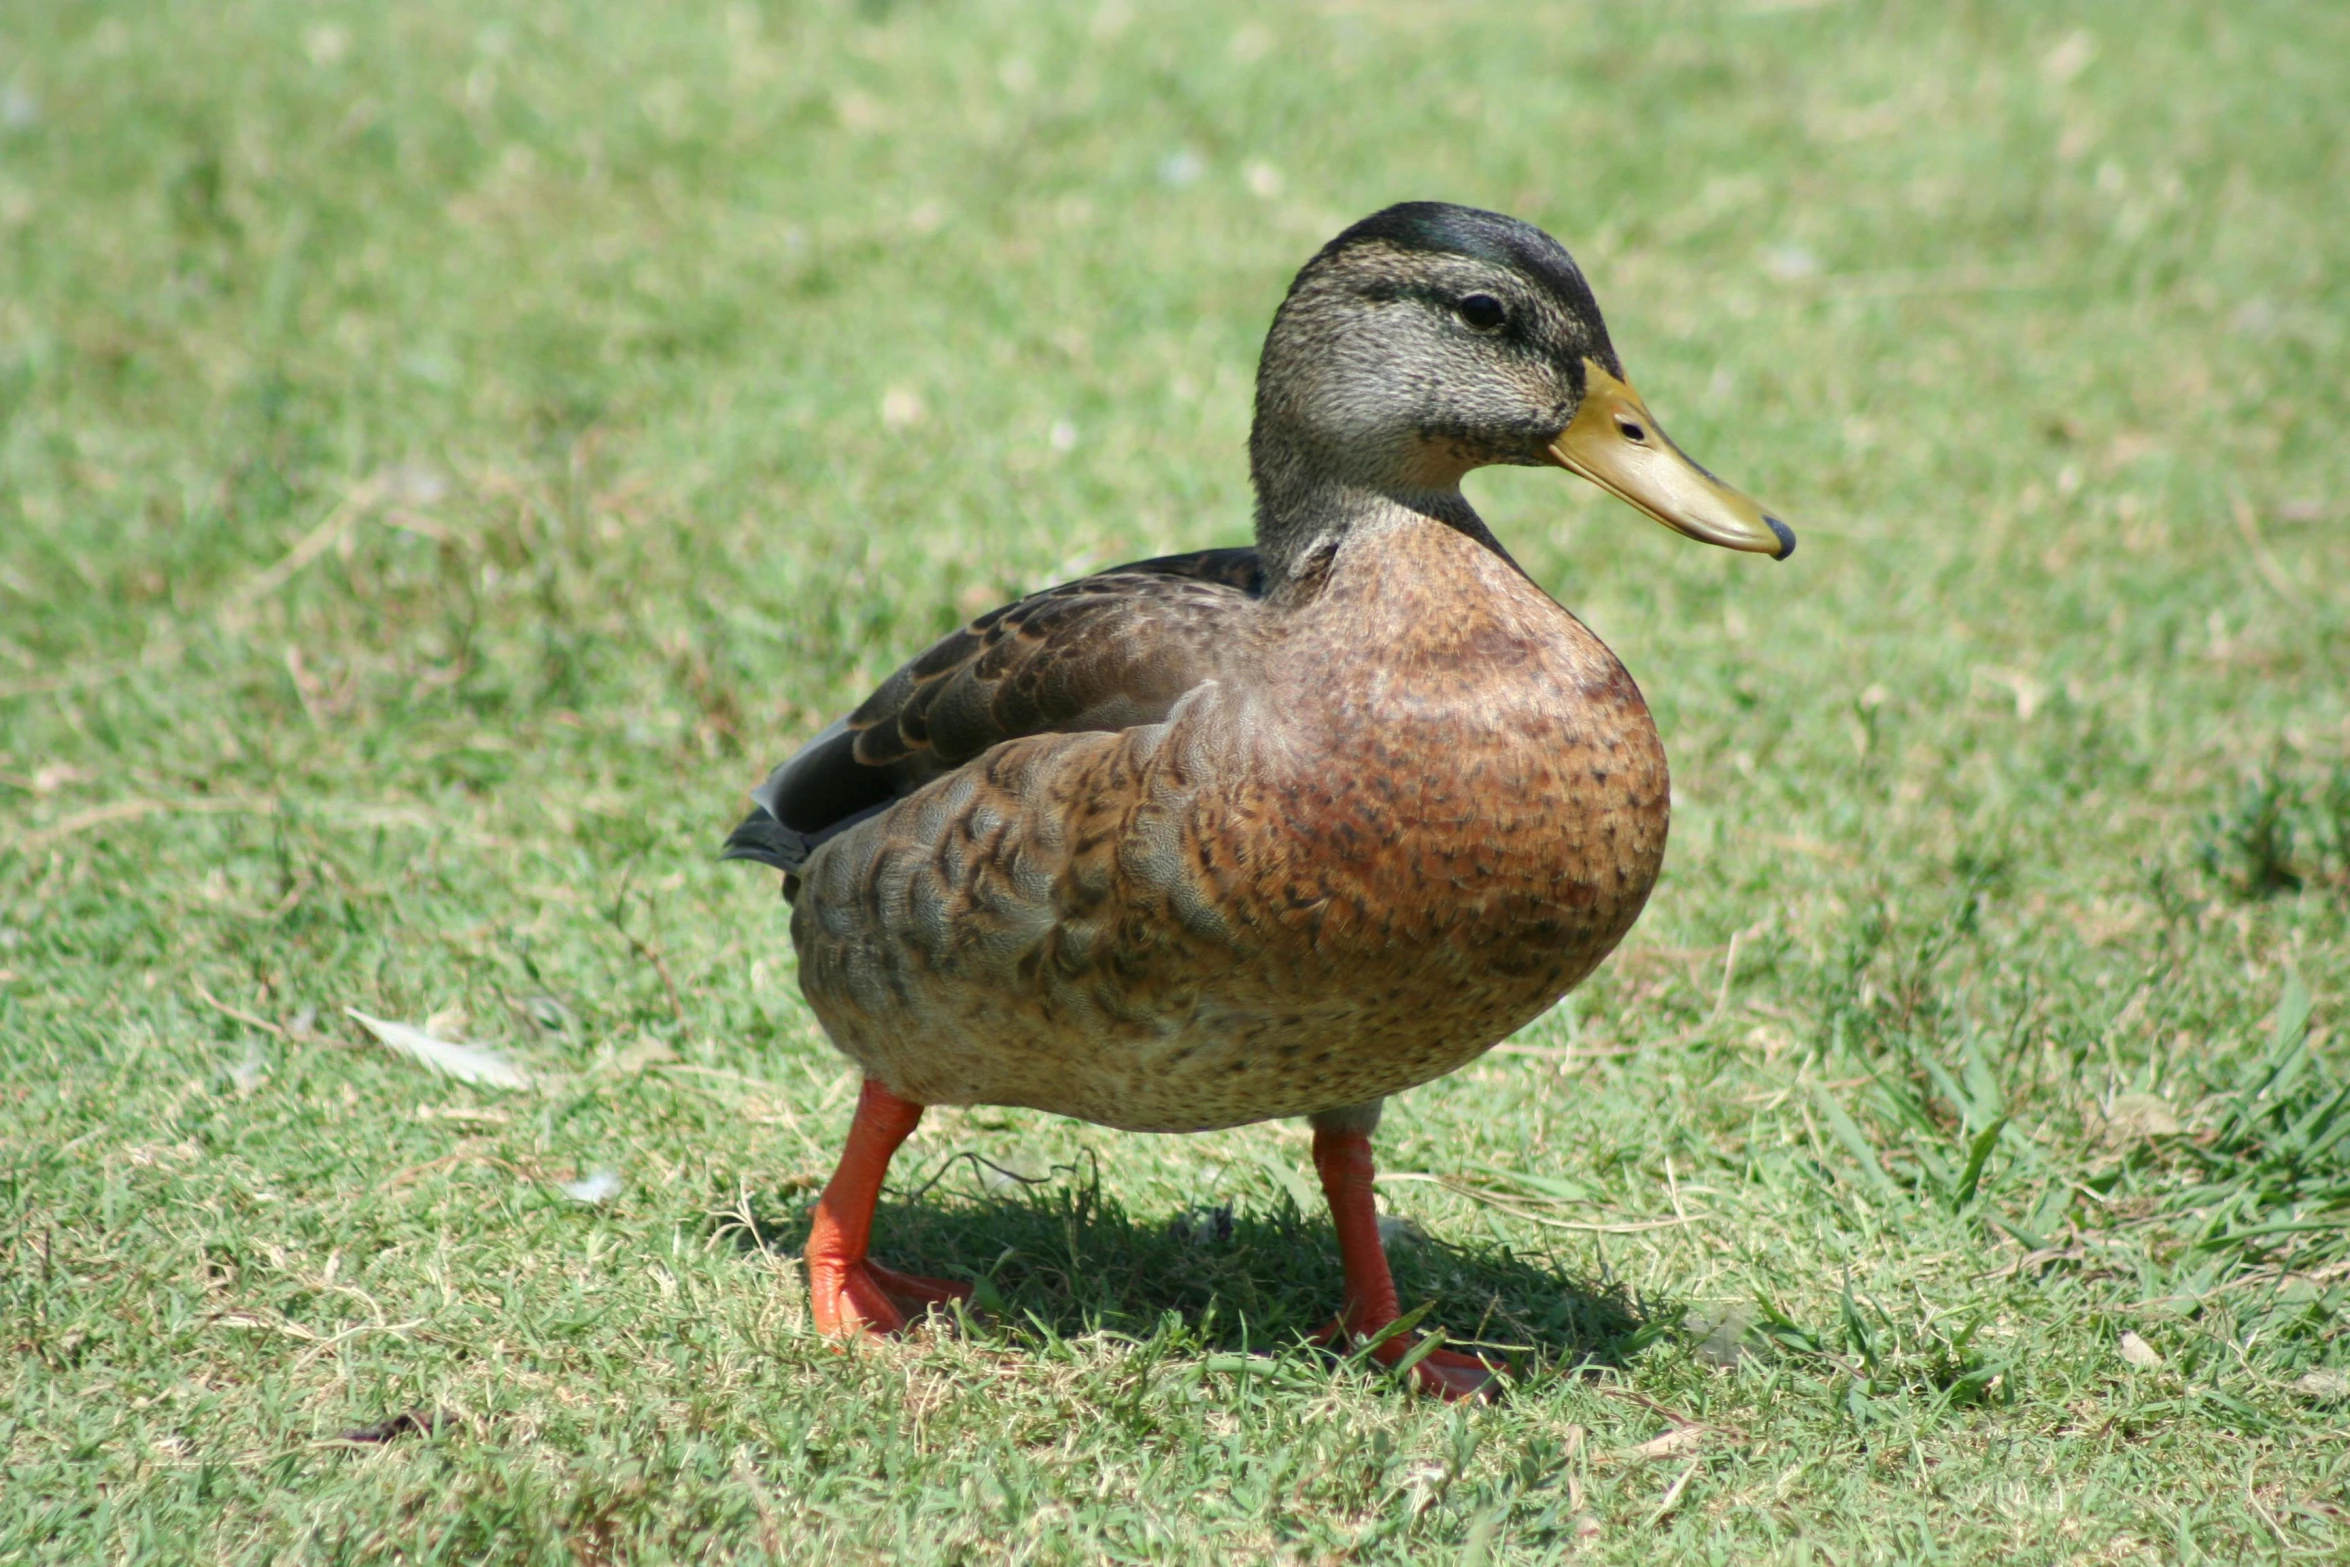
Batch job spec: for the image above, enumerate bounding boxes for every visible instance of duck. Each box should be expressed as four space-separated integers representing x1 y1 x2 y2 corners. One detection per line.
724 202 1794 1399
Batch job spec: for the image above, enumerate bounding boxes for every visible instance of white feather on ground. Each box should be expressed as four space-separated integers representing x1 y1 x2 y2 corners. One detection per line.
345 1008 532 1089
560 1169 622 1203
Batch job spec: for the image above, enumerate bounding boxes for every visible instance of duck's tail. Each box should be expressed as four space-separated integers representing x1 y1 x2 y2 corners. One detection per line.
721 718 900 897
719 806 811 874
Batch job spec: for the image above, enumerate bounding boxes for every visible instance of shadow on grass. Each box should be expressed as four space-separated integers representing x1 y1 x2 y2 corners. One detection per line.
717 1154 1656 1372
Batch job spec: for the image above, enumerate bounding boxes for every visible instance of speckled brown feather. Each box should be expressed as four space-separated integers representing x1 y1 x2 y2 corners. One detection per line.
722 550 1268 880
789 509 1666 1132
845 548 1265 788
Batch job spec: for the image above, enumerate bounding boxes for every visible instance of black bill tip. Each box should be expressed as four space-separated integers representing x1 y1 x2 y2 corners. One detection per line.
1765 516 1796 560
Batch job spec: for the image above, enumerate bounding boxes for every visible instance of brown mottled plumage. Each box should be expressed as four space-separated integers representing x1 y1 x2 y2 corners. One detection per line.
724 202 1793 1394
791 516 1662 1130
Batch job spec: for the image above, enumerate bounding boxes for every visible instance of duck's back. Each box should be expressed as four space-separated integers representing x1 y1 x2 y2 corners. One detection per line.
784 517 1666 1132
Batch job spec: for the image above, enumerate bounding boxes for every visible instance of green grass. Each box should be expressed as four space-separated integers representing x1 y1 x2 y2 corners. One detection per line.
4 0 2348 1560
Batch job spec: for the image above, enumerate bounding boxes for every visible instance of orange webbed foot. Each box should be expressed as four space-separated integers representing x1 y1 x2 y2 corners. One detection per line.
809 1257 911 1338
807 1080 975 1342
866 1261 974 1315
1316 1317 1505 1401
809 1257 972 1338
1370 1334 1503 1401
1308 1120 1506 1401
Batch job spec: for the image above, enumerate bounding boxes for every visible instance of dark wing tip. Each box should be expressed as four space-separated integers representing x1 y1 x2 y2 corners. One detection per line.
720 808 810 873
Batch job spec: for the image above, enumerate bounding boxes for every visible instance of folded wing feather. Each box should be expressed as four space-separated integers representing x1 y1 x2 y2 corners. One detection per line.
722 548 1265 878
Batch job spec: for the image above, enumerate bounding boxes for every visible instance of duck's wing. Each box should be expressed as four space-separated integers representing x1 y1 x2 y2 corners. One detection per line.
723 547 1265 874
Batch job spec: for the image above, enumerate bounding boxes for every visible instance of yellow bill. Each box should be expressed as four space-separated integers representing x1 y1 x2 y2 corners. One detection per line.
1546 360 1795 560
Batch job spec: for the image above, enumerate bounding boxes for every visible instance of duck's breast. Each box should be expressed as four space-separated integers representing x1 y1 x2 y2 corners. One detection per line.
1219 522 1670 1068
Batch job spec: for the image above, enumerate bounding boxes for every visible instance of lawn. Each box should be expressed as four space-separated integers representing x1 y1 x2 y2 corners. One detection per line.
4 0 2348 1560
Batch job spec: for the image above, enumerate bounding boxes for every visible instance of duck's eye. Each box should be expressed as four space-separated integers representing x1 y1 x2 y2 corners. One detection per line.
1617 419 1647 444
1455 293 1507 332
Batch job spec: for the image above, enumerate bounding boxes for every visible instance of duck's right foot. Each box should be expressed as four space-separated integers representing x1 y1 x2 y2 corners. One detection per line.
1366 1332 1504 1401
1314 1316 1504 1401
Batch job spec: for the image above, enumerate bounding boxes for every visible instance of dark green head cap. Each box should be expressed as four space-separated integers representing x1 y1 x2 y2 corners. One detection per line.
1314 202 1619 373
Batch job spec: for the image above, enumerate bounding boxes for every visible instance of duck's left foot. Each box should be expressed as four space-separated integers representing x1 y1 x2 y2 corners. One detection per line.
806 1079 972 1342
809 1257 971 1338
809 1257 913 1338
865 1261 974 1316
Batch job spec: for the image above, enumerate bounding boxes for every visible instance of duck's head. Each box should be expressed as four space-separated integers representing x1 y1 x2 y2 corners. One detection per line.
1250 201 1794 575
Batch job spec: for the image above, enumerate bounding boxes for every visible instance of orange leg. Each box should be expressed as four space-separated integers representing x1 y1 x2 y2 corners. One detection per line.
806 1079 973 1337
1312 1123 1500 1400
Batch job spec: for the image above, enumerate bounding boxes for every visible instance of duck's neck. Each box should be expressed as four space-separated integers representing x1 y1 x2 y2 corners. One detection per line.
1249 428 1517 590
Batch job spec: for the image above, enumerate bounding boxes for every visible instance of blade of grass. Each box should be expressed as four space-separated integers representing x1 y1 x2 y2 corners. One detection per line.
1813 1085 1900 1200
1953 1117 2008 1209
